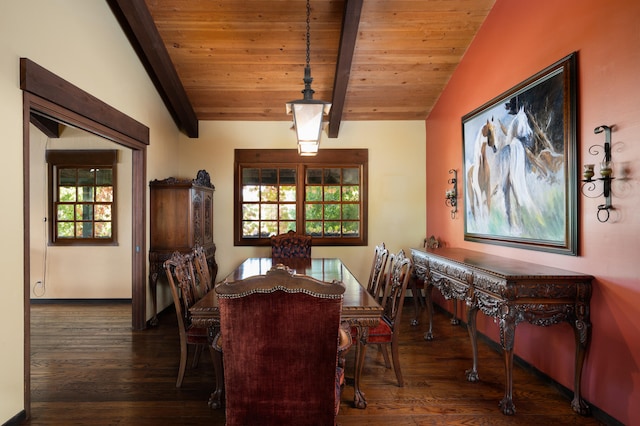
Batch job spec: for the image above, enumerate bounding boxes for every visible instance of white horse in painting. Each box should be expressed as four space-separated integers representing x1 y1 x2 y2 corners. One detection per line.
493 107 541 229
466 117 498 221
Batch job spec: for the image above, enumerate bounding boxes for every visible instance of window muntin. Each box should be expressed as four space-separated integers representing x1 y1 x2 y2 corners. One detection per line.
55 167 113 239
47 150 117 245
241 167 297 238
304 167 361 238
235 149 367 246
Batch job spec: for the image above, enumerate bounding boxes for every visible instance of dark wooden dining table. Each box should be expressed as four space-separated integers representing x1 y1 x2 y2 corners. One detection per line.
189 257 383 409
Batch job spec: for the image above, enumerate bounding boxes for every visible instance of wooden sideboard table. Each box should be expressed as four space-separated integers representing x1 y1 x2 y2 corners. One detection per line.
411 247 593 416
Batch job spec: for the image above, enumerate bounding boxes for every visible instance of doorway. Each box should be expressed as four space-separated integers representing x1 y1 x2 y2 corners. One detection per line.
22 58 148 418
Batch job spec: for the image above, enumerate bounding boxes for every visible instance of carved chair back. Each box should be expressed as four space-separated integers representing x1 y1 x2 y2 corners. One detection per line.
366 242 389 303
192 245 213 297
379 249 414 329
270 230 312 258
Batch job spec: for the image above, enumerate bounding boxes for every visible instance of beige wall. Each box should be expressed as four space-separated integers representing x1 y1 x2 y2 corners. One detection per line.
177 120 427 285
1 0 181 421
29 126 132 299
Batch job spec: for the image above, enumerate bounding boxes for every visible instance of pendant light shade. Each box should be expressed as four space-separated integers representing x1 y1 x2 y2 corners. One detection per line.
286 0 331 156
286 98 331 156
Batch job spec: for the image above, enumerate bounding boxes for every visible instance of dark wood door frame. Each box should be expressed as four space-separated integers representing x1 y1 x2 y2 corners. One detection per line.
21 58 149 418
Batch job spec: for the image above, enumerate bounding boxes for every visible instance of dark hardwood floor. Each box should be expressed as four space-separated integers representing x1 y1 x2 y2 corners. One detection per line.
25 300 608 425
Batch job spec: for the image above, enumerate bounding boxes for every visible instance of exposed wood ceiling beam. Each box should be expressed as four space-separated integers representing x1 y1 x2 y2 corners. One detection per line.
328 0 363 139
106 0 199 138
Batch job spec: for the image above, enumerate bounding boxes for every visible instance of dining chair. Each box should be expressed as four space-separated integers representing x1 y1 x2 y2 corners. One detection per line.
366 242 389 303
353 248 414 387
215 264 349 425
192 245 213 298
270 229 312 258
163 251 209 388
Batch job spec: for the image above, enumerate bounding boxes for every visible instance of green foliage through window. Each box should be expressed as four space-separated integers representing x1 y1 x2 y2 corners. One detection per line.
46 150 117 245
235 149 367 246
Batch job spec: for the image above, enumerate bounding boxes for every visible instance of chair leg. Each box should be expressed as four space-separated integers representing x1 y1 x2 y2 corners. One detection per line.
391 338 404 387
176 340 187 388
379 343 392 369
192 344 203 368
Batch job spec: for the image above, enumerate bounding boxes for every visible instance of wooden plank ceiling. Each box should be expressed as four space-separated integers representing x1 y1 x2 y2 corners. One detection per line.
108 0 495 138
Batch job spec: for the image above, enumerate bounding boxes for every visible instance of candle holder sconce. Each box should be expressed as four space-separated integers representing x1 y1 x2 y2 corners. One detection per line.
445 169 458 219
581 125 614 222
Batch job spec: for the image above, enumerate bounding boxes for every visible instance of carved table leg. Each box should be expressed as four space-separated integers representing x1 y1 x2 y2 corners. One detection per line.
498 306 516 415
423 283 435 341
148 267 159 327
450 299 460 325
353 325 369 409
465 305 480 382
570 317 591 415
208 345 224 409
410 277 421 326
208 327 224 409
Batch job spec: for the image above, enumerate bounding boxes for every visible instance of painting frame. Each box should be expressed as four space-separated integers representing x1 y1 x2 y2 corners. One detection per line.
462 52 578 255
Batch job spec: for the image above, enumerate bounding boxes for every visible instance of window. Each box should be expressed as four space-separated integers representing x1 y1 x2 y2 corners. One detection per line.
46 150 117 245
235 149 368 246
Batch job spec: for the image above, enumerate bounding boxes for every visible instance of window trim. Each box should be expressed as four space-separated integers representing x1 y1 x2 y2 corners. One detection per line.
46 149 118 246
234 149 368 247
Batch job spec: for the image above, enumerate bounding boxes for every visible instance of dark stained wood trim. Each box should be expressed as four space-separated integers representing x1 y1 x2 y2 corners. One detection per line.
131 148 147 331
20 58 150 145
234 149 368 247
30 112 60 138
328 0 363 138
22 88 33 420
106 0 199 138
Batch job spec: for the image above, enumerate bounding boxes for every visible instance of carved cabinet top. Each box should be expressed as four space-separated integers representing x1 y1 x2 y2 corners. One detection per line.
150 169 215 189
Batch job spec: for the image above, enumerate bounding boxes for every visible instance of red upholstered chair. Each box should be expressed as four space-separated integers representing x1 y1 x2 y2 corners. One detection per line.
216 264 348 426
353 249 413 387
366 242 389 303
163 251 209 388
270 230 312 259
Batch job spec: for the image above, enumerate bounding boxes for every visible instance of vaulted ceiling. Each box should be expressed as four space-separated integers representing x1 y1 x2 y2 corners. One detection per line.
107 0 495 138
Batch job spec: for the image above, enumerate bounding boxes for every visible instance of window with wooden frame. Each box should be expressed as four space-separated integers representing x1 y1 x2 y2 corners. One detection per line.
235 149 368 246
46 150 117 245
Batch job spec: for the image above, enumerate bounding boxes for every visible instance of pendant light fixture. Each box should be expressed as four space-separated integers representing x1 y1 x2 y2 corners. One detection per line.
286 0 331 156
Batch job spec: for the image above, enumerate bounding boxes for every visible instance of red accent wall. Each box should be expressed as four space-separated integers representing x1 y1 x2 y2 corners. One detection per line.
426 0 640 424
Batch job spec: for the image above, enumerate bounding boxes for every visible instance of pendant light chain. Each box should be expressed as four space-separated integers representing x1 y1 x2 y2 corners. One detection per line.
305 0 311 69
285 0 331 156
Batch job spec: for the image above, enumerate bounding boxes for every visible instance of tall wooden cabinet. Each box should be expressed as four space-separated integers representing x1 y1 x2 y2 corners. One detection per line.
148 170 218 325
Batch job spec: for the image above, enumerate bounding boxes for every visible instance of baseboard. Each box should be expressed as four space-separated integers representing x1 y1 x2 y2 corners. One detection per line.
30 298 132 304
2 410 26 426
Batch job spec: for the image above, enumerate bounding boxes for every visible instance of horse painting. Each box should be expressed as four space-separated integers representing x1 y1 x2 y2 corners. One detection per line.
462 54 575 254
466 117 497 221
492 106 542 229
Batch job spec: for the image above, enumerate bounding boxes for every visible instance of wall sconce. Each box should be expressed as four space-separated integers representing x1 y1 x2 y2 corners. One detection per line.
445 169 458 219
581 125 614 222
